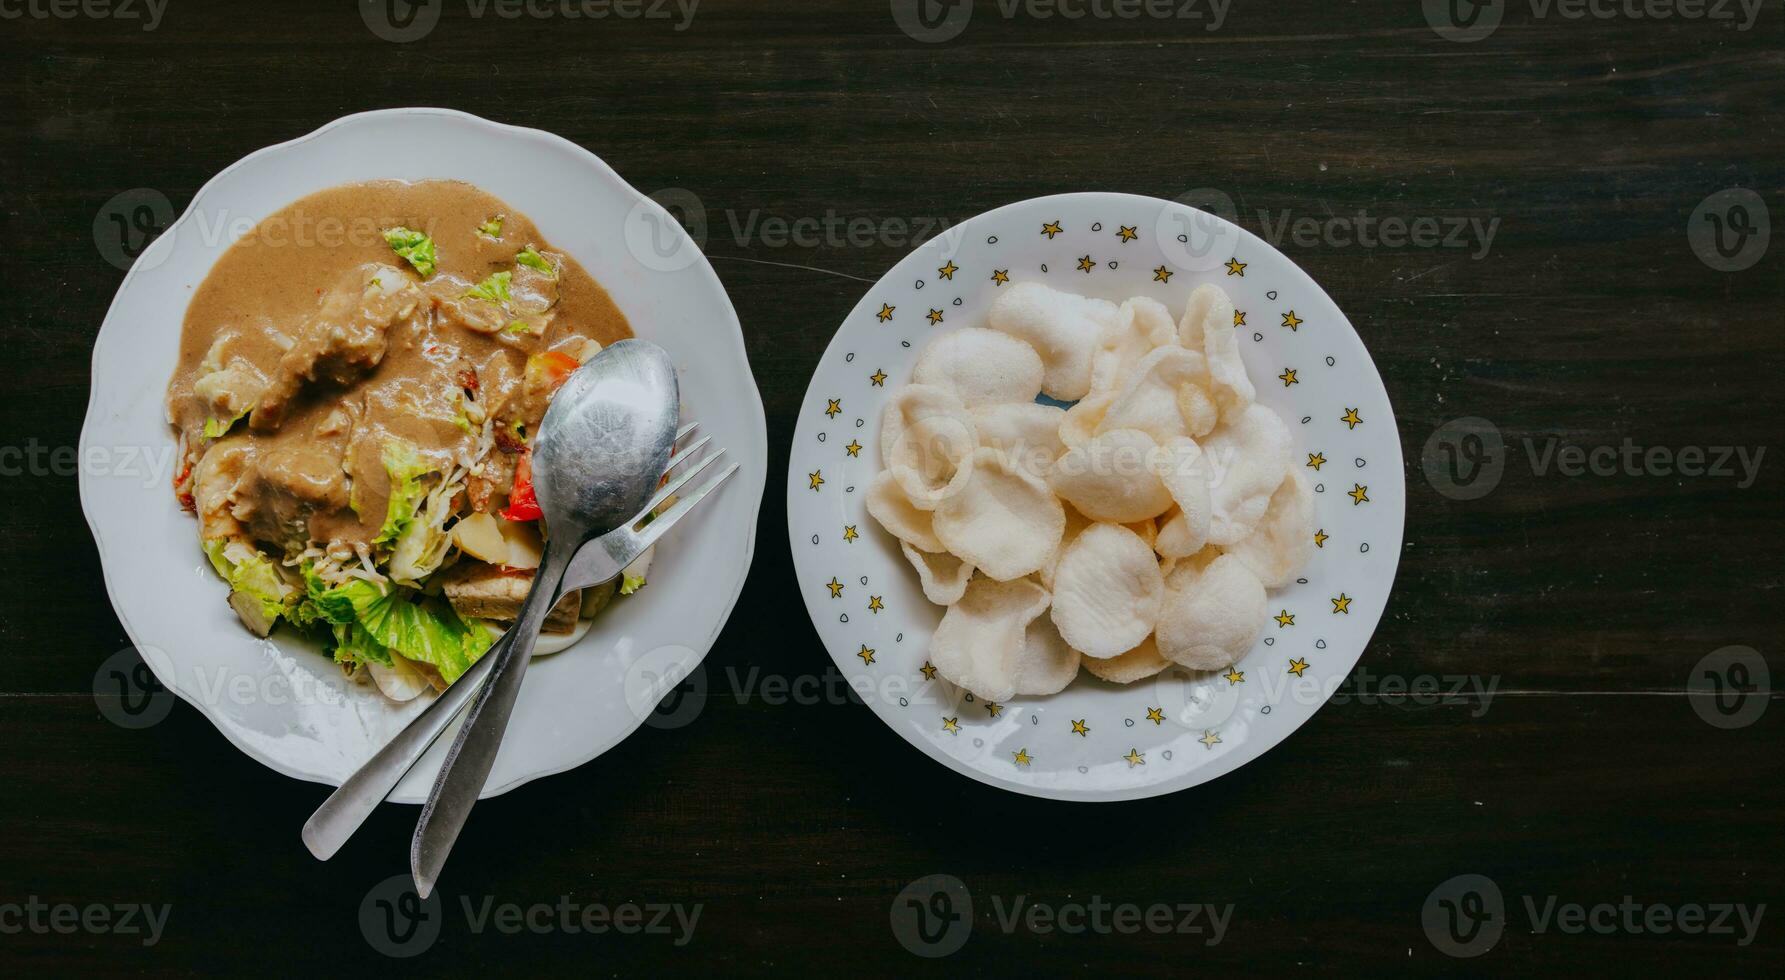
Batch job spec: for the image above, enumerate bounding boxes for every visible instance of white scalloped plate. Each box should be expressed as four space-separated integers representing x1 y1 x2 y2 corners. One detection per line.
787 192 1403 801
80 109 766 801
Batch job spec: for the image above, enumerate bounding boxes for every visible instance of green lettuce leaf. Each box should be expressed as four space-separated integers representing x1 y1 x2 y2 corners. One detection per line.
305 577 492 683
202 407 249 440
373 439 435 550
204 539 297 629
382 227 437 278
464 271 512 304
514 246 556 279
478 215 504 239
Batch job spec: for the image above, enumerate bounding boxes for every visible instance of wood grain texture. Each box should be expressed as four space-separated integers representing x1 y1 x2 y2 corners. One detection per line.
1 0 1781 973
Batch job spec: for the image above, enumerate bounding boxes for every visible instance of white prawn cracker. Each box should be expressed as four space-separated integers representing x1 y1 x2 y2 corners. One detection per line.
900 540 975 605
865 470 945 553
928 574 1053 703
878 384 978 507
1226 469 1316 588
1091 296 1177 394
1200 403 1293 545
1049 523 1165 659
1150 436 1213 557
912 327 1045 407
1012 616 1081 696
1155 553 1267 670
970 401 1067 477
932 447 1066 581
1097 345 1213 444
1048 428 1173 524
1177 283 1255 423
1081 635 1171 684
985 281 1116 401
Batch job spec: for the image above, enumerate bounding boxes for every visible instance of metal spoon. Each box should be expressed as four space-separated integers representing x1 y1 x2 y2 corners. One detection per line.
410 338 680 898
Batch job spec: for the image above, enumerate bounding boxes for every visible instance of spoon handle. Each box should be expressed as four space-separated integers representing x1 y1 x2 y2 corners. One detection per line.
409 541 575 898
301 628 510 860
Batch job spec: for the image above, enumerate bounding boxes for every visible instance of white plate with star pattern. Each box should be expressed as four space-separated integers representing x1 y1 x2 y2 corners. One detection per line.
786 192 1404 801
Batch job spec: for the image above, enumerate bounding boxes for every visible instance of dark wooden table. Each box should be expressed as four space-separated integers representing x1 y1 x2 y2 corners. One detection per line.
3 1 1781 974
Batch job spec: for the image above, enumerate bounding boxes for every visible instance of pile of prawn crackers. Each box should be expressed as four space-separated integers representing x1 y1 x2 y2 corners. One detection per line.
867 281 1315 702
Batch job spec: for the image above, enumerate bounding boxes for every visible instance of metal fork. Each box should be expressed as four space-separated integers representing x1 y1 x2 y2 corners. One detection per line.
301 423 736 862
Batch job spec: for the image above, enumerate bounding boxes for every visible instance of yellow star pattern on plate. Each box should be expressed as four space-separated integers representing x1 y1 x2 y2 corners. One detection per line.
856 645 875 666
1077 254 1096 273
867 595 884 614
1124 748 1145 767
1070 719 1090 737
919 661 938 680
1041 220 1064 239
876 303 895 323
1348 483 1369 505
926 309 945 325
1199 730 1222 749
1275 609 1295 628
845 440 862 458
825 577 843 598
937 260 959 280
1224 667 1245 685
842 524 858 543
1225 257 1246 276
1153 265 1173 283
1013 747 1032 766
869 369 888 387
1281 310 1303 331
1145 706 1165 725
1234 309 1247 327
942 716 960 734
985 701 1003 717
1279 368 1298 387
1341 407 1363 429
808 470 824 491
1332 593 1352 614
1287 657 1310 676
824 398 841 418
1314 528 1329 548
1117 225 1138 242
1307 452 1326 470
991 269 1010 285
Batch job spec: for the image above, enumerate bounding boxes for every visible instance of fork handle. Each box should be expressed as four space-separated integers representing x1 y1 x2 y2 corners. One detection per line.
409 541 575 897
300 628 511 860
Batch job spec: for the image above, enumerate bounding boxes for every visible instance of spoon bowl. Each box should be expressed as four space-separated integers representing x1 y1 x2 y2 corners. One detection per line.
534 339 682 539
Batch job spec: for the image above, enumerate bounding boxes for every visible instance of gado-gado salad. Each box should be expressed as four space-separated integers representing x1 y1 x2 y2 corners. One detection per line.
166 180 656 702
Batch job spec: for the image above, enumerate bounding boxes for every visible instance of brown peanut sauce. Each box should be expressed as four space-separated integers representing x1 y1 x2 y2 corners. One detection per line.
166 179 632 555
